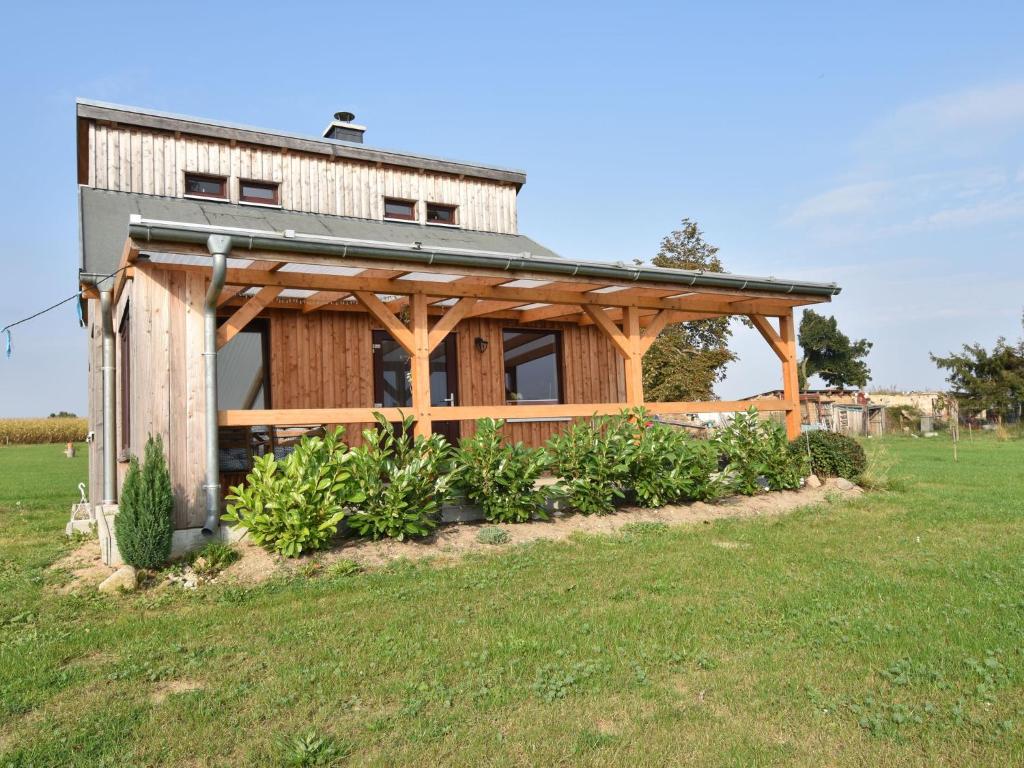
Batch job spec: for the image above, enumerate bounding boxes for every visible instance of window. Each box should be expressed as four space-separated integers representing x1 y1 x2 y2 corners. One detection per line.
184 173 228 199
240 179 280 205
216 318 270 410
119 304 131 452
503 329 563 405
383 197 416 221
426 202 458 226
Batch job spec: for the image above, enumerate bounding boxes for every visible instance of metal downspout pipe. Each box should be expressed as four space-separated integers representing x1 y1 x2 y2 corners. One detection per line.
99 289 116 505
201 235 229 535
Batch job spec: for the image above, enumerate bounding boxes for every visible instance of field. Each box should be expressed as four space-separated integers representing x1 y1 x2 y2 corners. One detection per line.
0 418 88 445
1 436 1023 766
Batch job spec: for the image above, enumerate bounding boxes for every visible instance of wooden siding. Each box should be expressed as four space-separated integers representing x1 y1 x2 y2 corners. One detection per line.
86 122 519 233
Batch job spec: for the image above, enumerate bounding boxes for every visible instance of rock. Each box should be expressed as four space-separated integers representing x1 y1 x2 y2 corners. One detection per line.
98 565 137 593
805 474 822 489
834 478 856 491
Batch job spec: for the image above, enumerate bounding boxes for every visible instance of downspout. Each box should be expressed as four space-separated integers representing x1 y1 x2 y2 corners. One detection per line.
99 289 116 505
201 235 229 535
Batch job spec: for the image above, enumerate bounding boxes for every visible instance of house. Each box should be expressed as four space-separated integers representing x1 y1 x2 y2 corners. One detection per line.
75 100 841 545
743 388 885 436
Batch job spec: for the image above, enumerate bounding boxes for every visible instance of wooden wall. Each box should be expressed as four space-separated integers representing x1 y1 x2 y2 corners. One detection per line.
84 122 519 234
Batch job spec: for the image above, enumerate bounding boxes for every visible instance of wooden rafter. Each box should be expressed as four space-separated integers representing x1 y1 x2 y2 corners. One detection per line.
747 314 787 362
638 310 673 354
581 306 632 358
302 291 350 313
216 286 283 349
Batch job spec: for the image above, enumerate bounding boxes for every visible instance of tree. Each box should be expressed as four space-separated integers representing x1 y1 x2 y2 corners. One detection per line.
798 310 872 390
641 219 737 401
931 315 1024 420
115 435 174 569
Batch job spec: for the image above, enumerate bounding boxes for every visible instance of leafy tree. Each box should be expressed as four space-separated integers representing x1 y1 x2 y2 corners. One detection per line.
931 315 1024 420
115 435 174 569
798 310 872 390
641 219 737 401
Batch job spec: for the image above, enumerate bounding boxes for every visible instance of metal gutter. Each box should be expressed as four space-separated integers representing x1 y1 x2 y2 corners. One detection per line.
127 219 842 298
201 236 229 536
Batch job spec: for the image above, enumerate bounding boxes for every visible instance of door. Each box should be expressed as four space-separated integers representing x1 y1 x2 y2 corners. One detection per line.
372 330 461 443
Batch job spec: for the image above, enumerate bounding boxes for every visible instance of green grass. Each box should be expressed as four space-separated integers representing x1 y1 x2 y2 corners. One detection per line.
2 436 1023 766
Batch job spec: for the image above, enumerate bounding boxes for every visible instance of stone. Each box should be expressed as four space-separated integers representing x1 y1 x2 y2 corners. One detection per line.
834 478 856 491
98 565 137 593
805 474 822 489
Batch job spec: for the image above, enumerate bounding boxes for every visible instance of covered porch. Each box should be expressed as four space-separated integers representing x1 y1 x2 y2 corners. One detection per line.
115 214 837 445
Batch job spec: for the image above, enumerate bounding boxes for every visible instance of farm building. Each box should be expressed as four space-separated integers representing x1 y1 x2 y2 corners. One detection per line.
75 100 841 544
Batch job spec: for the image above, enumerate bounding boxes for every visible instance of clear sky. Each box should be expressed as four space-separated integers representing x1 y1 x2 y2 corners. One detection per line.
1 1 1022 416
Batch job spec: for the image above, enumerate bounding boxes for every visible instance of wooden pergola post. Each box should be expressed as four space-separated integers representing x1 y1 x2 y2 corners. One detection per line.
779 309 801 440
409 292 432 438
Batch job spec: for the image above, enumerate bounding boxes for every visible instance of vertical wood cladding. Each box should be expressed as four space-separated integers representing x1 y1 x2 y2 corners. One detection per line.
87 123 518 234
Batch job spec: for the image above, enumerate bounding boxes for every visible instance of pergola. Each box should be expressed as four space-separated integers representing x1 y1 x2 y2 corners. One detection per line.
106 216 840 441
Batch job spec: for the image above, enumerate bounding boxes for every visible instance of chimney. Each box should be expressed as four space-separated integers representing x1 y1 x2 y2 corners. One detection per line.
322 110 366 143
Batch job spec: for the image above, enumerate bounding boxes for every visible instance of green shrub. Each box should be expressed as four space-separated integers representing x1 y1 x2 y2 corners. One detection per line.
116 435 174 569
789 430 867 480
346 414 456 541
621 412 725 506
716 408 803 495
223 428 362 558
476 525 511 545
547 416 631 515
455 418 549 523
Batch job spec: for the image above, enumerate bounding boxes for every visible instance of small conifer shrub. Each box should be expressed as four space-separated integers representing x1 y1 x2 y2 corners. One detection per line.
115 435 174 569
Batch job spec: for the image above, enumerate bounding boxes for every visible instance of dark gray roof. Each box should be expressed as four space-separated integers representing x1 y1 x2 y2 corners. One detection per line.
76 100 527 186
79 188 562 276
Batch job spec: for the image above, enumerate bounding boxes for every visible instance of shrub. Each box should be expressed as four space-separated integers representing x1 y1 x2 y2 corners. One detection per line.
346 414 456 540
455 418 549 523
716 408 803 495
789 430 866 480
476 525 511 545
223 428 362 558
116 435 174 569
546 416 631 515
620 412 725 506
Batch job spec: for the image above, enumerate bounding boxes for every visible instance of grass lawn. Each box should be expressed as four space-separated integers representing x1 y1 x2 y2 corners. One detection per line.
1 436 1023 766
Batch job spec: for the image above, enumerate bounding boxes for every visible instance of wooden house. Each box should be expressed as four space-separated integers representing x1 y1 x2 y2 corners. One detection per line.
75 100 841 539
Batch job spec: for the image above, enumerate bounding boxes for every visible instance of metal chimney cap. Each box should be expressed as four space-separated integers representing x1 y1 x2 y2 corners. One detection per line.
334 110 356 123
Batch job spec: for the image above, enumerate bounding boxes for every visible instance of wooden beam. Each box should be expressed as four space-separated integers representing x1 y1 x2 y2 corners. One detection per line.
518 304 580 324
218 399 791 427
582 305 632 358
409 293 432 438
427 298 476 352
747 314 787 362
217 285 248 307
779 309 801 440
639 309 673 355
216 286 282 349
352 291 414 354
302 291 350 313
145 259 821 315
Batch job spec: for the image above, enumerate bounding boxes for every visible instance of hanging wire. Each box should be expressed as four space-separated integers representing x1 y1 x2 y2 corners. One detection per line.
1 265 130 358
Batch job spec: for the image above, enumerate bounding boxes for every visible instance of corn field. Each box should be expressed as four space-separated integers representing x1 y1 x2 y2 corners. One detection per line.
0 418 88 445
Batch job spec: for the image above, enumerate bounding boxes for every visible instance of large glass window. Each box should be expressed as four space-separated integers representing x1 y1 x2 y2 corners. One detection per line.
503 329 562 405
217 318 269 410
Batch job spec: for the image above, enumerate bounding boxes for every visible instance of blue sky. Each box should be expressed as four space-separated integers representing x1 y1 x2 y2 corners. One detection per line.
1 1 1022 416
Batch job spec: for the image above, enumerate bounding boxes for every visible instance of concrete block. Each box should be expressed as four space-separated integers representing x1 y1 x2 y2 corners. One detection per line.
95 504 123 567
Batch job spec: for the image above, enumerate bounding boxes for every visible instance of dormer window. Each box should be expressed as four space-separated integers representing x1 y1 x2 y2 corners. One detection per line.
240 179 280 206
184 173 228 200
383 197 416 221
426 203 458 226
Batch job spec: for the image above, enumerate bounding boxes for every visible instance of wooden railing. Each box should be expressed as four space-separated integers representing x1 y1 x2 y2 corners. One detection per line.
218 398 792 427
